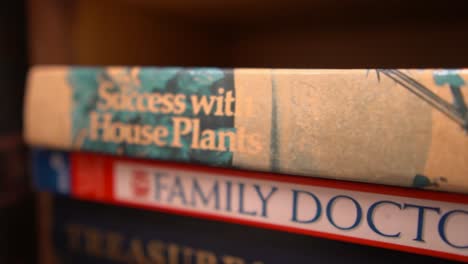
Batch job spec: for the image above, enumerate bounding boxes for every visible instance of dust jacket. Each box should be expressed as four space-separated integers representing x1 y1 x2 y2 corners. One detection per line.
24 67 468 193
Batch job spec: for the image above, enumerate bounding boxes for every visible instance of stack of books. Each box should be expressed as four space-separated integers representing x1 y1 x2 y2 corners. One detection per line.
24 66 467 263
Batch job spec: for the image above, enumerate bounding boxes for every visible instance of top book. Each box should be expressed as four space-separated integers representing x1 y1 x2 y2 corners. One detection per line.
24 66 468 193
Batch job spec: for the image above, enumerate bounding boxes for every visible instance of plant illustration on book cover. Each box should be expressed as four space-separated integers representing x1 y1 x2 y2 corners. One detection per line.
374 69 467 188
70 67 236 166
375 69 467 131
25 67 468 192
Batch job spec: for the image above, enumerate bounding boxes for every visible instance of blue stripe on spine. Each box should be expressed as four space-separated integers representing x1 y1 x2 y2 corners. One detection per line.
31 148 70 194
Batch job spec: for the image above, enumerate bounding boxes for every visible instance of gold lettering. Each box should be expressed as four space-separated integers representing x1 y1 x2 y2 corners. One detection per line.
147 240 166 264
161 94 174 114
174 94 187 114
83 228 104 257
214 88 225 116
106 231 126 261
128 239 149 264
191 95 216 115
97 82 190 115
136 93 147 112
89 112 112 141
222 256 245 264
141 125 154 145
182 247 194 264
65 224 82 251
153 126 169 146
224 91 235 117
168 243 180 264
64 223 264 264
191 119 200 149
126 125 141 144
97 81 119 110
109 122 126 143
200 130 216 150
120 92 136 111
172 117 193 147
147 94 161 113
217 130 236 152
196 250 217 264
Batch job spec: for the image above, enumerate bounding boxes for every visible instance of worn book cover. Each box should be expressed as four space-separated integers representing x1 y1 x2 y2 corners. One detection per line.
24 67 468 192
39 193 464 264
32 148 468 261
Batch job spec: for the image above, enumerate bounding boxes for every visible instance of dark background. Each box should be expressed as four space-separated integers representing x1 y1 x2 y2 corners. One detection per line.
1 0 468 263
28 0 468 68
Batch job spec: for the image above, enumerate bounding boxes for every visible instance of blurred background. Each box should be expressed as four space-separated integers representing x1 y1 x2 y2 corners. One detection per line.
28 0 468 67
1 0 468 262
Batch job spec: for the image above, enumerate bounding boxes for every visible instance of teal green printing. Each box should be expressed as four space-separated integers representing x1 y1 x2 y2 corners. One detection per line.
177 68 225 95
412 174 432 188
69 68 103 141
191 127 236 165
433 69 467 120
409 70 467 188
138 67 181 92
69 67 235 165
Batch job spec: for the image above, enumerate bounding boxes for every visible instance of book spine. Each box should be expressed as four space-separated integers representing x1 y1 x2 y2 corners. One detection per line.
46 194 461 264
24 67 468 193
32 148 468 262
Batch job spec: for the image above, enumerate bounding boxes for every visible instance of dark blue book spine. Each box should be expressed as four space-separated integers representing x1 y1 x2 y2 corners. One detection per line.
49 195 462 264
